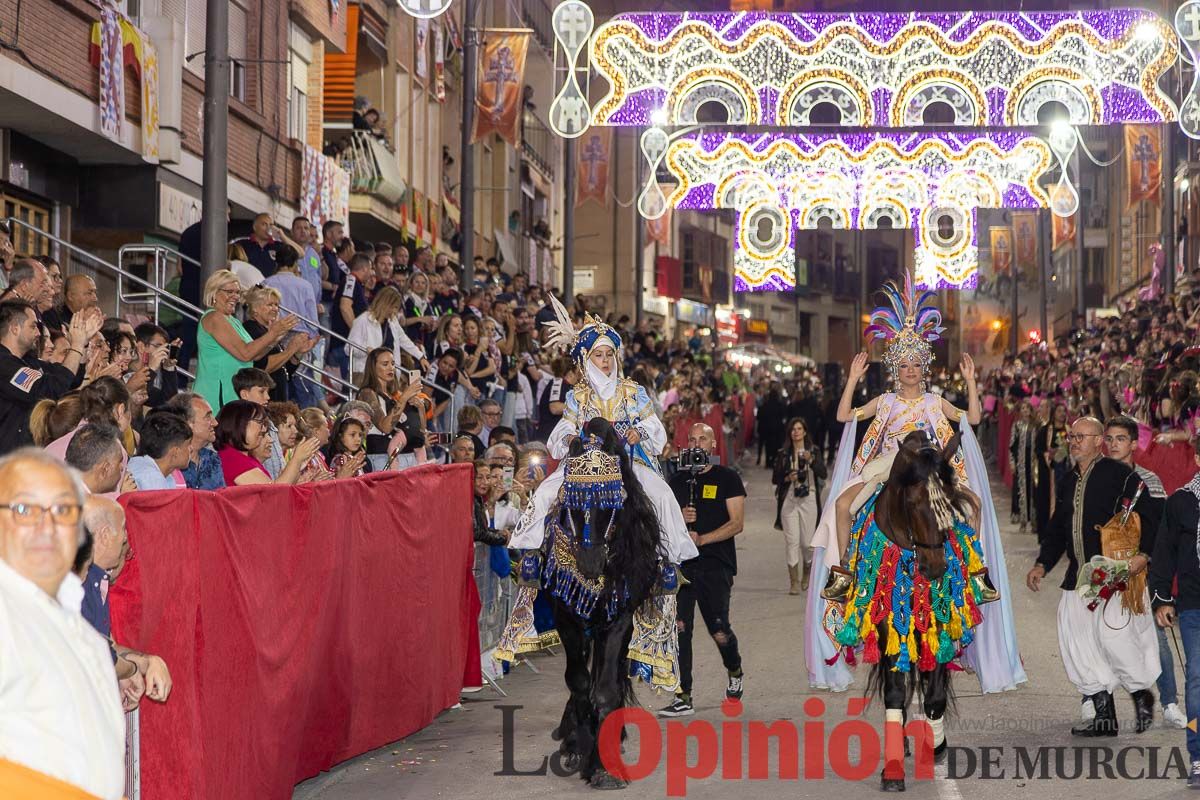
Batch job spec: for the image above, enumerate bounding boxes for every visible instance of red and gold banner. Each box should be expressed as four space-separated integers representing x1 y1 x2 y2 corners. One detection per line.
1125 124 1162 208
989 226 1013 277
646 205 672 247
1011 211 1038 282
471 32 530 147
575 127 612 207
656 255 682 300
1052 211 1076 250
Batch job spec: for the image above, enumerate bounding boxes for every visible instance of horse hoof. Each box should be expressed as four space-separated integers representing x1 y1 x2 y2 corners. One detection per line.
590 770 629 790
881 777 906 792
551 725 564 741
934 740 948 763
561 752 582 773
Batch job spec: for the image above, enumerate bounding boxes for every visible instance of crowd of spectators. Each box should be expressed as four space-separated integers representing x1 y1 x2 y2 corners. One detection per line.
0 213 775 795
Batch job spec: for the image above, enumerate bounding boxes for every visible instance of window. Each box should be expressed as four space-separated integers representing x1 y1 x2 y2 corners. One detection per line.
2 195 51 257
288 24 312 142
289 87 307 142
167 0 247 83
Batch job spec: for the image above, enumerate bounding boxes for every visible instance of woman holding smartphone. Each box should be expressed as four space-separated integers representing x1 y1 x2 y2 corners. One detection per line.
772 418 826 594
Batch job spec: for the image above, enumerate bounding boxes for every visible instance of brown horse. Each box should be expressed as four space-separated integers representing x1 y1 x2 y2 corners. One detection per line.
867 430 978 791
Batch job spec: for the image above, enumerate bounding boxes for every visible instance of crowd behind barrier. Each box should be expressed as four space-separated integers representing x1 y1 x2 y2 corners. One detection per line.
968 282 1200 500
0 217 793 799
108 468 474 800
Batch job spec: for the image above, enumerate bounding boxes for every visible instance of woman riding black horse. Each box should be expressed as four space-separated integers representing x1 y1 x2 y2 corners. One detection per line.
499 417 671 789
824 429 998 791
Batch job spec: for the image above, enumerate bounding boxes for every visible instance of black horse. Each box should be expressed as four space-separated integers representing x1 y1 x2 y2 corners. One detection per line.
547 417 662 789
866 430 978 791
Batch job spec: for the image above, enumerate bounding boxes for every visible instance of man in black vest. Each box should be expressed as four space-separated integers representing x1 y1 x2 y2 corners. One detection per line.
1026 416 1162 737
533 357 576 443
1148 438 1200 787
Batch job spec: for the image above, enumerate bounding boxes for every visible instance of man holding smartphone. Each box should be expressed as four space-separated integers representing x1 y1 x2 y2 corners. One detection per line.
661 422 747 717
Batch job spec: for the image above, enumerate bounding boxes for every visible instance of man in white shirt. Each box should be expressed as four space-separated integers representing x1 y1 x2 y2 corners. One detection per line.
0 449 125 798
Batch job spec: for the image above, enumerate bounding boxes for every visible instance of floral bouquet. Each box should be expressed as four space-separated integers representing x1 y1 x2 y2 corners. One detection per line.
1075 555 1130 612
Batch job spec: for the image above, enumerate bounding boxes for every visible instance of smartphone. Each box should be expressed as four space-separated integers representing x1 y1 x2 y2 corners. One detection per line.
406 368 423 386
502 466 514 491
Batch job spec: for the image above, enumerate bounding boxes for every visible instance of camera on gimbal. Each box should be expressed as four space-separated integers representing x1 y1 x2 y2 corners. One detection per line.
678 447 711 473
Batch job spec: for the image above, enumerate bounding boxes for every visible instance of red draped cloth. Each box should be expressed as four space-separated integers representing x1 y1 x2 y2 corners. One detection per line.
671 409 728 464
109 465 475 800
997 406 1014 488
1136 441 1198 495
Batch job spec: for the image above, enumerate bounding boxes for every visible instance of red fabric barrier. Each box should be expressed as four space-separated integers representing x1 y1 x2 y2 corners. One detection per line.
109 465 475 800
997 406 1014 488
1136 441 1198 495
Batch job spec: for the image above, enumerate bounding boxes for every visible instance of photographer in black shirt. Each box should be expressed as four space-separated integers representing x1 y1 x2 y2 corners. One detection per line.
661 422 746 717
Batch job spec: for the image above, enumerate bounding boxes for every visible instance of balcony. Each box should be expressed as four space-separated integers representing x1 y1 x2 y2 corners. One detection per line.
520 0 555 55
520 109 556 180
339 131 406 205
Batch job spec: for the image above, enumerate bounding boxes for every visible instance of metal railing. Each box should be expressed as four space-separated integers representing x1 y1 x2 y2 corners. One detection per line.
521 110 557 179
339 130 406 205
116 242 358 402
519 0 554 55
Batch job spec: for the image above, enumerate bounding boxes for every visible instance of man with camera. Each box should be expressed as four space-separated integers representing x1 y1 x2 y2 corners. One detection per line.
660 422 747 717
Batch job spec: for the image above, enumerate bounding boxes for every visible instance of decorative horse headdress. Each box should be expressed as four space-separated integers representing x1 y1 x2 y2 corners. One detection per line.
563 435 625 548
863 272 946 380
540 292 623 368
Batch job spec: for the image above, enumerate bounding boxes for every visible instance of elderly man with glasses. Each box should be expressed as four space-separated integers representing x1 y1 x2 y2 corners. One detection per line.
0 449 125 798
1026 416 1163 739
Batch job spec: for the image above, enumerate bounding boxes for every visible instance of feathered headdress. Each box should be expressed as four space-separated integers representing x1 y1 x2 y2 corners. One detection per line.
863 271 945 378
539 292 623 366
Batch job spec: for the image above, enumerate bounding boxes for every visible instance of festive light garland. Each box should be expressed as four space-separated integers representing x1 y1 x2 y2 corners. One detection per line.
662 131 1054 291
588 10 1178 128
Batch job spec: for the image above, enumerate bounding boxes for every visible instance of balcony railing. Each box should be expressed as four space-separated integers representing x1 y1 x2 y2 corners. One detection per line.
339 131 406 205
520 0 554 54
521 109 556 179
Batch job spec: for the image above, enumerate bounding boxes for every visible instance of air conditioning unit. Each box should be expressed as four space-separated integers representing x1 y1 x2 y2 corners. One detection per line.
142 15 183 164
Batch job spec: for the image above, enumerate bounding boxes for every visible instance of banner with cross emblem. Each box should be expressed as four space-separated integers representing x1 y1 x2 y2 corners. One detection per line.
1124 124 1162 209
575 128 611 207
471 32 531 147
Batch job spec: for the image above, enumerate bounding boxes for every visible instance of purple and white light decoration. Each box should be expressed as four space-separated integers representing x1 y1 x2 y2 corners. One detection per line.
588 10 1178 129
664 131 1055 291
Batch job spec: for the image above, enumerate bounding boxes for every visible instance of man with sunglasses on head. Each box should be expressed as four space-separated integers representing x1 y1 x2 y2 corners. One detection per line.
0 449 124 798
1026 416 1162 739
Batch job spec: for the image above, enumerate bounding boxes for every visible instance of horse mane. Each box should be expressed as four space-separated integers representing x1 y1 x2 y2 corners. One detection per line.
874 431 974 582
568 418 662 607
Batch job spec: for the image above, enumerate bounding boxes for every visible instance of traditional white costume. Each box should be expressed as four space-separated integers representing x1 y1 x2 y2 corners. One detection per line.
509 321 697 565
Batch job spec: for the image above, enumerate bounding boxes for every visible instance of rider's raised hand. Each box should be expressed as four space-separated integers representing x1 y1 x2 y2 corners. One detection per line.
848 352 869 382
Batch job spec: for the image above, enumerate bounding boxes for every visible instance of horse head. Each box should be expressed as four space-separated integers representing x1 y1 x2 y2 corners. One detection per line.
559 417 663 606
875 430 973 582
562 418 627 581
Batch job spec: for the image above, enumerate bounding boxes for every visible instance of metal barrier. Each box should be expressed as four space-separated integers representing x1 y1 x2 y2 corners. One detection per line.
474 541 515 694
115 241 357 403
124 708 140 800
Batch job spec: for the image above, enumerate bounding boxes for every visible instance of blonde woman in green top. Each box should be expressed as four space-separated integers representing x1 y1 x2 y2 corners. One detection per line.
194 269 298 410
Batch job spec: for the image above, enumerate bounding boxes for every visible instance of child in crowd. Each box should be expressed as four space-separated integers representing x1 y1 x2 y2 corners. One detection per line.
297 407 333 480
327 417 371 477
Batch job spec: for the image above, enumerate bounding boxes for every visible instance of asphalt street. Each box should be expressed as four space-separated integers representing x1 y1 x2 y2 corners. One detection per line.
293 457 1194 799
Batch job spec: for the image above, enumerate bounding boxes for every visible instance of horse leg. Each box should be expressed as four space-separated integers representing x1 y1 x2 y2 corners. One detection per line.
553 601 592 774
922 664 950 763
881 650 909 792
584 610 636 790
